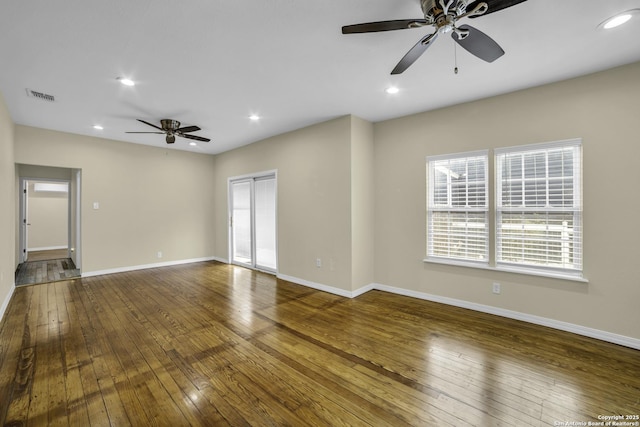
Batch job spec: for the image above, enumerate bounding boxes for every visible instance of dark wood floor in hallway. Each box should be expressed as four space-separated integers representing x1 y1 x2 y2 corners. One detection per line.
0 261 638 426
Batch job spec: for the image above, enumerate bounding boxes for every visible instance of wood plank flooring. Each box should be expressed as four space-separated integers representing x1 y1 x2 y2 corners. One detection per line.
26 249 70 262
15 257 80 286
0 261 638 426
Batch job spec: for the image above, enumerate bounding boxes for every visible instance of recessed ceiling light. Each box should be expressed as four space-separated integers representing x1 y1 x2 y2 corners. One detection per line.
249 114 260 121
189 142 197 146
604 14 632 29
599 9 639 30
116 77 135 86
93 125 103 130
385 86 399 94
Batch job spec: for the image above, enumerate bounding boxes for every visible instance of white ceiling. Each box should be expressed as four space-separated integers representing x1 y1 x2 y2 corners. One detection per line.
1 0 639 155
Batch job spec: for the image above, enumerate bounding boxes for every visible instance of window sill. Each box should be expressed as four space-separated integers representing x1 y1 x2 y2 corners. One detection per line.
423 257 589 283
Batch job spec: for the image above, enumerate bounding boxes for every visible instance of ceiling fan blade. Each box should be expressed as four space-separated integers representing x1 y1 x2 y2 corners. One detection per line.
125 131 165 134
391 32 438 75
176 125 201 133
137 119 164 130
452 24 504 63
182 134 211 143
468 0 528 18
342 19 427 34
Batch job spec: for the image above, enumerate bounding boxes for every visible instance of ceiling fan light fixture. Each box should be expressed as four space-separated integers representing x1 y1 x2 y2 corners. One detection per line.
599 9 639 30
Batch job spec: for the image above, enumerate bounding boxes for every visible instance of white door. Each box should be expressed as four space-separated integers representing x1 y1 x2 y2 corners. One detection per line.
229 174 277 272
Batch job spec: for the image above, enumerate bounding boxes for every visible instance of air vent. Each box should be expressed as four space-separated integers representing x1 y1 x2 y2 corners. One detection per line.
25 88 55 102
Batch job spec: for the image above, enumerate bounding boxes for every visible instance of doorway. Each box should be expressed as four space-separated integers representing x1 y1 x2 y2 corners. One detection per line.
21 179 69 261
16 167 82 285
229 172 277 272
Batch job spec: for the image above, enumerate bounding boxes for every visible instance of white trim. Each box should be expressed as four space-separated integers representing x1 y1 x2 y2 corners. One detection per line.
19 175 78 265
368 283 640 351
82 256 220 278
352 283 376 298
494 264 587 283
28 245 67 252
275 275 638 350
277 274 358 298
426 149 489 162
0 283 16 324
494 137 582 154
228 170 278 271
227 169 278 182
423 257 589 283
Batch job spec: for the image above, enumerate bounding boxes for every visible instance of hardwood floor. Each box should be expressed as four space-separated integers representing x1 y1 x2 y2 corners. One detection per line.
26 249 69 262
0 261 638 426
15 257 80 286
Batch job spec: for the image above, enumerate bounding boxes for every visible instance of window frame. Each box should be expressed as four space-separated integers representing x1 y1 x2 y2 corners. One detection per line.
424 140 586 282
495 139 583 278
426 150 489 267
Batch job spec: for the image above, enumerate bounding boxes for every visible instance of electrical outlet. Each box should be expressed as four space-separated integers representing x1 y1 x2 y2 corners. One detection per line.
316 258 322 268
157 251 163 259
492 282 501 294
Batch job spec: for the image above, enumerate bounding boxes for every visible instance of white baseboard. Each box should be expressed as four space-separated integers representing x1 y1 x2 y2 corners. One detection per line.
276 274 359 298
367 282 640 351
275 276 640 350
0 283 16 324
352 283 376 298
82 256 220 278
28 245 67 251
78 260 640 351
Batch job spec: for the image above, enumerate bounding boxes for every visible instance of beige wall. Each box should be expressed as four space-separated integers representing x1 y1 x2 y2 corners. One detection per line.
373 62 640 340
14 127 217 273
0 93 15 314
26 182 68 250
350 116 375 291
213 116 355 291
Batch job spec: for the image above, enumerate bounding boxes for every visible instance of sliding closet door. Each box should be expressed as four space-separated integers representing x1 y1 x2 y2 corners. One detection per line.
229 173 277 272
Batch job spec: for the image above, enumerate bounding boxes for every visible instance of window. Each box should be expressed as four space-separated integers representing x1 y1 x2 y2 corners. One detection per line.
495 140 582 274
427 151 488 264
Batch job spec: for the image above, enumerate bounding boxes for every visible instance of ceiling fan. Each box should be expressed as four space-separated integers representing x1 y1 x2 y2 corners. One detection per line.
126 119 211 144
342 0 528 74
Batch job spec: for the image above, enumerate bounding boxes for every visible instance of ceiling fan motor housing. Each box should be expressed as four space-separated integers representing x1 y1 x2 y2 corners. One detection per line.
160 119 181 131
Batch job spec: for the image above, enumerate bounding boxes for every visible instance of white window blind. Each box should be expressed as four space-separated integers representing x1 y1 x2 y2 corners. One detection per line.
427 151 488 264
495 140 582 274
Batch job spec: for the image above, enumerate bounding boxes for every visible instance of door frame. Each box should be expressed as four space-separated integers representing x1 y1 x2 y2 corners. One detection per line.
18 174 82 269
227 170 278 273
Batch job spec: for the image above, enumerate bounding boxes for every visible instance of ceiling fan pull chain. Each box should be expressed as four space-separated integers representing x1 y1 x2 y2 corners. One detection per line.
454 41 459 74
